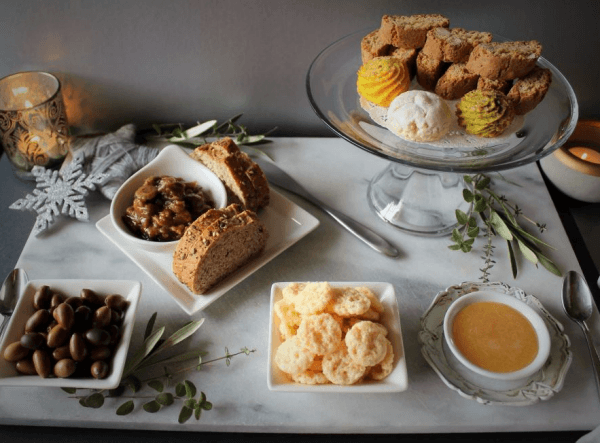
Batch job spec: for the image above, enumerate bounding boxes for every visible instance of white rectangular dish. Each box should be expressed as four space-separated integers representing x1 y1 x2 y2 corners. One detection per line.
97 189 320 315
268 281 408 393
0 279 142 389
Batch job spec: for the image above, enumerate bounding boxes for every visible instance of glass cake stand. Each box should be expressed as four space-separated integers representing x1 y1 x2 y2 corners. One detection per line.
306 29 578 236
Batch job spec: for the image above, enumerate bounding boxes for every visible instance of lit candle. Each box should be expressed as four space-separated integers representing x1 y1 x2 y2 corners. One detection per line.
569 147 600 165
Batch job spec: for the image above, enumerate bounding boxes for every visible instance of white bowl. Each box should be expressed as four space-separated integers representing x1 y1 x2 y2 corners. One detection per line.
110 144 228 252
267 282 408 393
0 279 142 389
539 120 600 203
443 291 551 391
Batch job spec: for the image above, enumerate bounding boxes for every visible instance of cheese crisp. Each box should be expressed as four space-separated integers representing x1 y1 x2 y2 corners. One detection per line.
273 282 395 386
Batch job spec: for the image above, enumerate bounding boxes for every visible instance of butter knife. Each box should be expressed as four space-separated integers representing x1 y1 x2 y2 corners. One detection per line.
251 155 399 257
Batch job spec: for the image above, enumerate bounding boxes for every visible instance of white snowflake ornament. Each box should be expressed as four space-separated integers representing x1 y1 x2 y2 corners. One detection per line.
10 152 110 236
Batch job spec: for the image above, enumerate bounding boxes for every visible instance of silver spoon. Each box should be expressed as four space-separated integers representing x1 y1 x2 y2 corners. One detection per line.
562 270 600 396
0 268 28 339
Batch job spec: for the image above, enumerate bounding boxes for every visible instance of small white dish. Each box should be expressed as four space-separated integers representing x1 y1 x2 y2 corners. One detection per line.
0 279 142 389
98 189 320 315
419 281 572 406
110 144 228 253
443 291 551 391
267 281 408 393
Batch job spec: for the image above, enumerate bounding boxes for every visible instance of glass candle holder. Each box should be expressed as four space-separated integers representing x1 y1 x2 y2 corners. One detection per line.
0 71 70 175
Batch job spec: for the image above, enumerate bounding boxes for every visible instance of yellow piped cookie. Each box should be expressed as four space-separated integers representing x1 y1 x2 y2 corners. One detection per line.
357 56 411 107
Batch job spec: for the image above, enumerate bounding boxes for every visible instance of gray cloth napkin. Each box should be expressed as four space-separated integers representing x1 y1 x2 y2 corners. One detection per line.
69 124 159 200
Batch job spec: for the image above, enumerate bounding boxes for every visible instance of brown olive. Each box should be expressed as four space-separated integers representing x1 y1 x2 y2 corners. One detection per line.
84 328 111 346
93 306 112 329
64 296 83 309
52 345 72 361
15 359 38 375
69 333 88 362
54 358 76 378
81 289 105 307
110 309 124 325
46 320 58 333
53 302 75 330
90 360 109 379
25 309 52 333
107 324 121 346
20 332 46 350
3 342 30 362
50 292 65 309
47 324 69 348
90 346 111 361
32 285 53 310
74 305 92 330
33 349 52 378
105 294 129 312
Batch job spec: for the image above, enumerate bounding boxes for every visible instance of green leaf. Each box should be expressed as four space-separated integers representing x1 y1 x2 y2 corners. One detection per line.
489 211 513 241
463 175 473 184
116 400 135 416
143 400 161 413
144 319 205 363
448 244 461 251
535 252 562 277
462 189 474 203
85 393 105 409
124 375 142 393
175 382 186 397
473 197 488 213
455 209 468 225
138 348 208 371
467 226 479 238
156 393 174 406
451 228 462 243
184 380 197 398
79 398 89 407
144 312 158 341
122 326 165 377
475 176 491 190
61 387 77 394
460 243 472 253
507 240 518 279
179 406 193 424
184 398 197 409
202 401 213 411
511 224 556 250
468 216 477 228
148 380 164 392
517 239 538 264
194 405 202 420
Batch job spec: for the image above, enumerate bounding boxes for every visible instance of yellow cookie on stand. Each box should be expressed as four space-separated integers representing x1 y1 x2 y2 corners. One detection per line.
356 56 411 107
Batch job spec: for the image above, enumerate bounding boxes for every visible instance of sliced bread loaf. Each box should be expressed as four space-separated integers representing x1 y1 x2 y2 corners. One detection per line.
379 14 450 49
190 137 270 212
421 27 493 63
507 66 552 115
465 40 542 80
172 203 269 294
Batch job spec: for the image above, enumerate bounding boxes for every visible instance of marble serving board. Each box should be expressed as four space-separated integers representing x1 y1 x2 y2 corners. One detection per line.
1 137 599 434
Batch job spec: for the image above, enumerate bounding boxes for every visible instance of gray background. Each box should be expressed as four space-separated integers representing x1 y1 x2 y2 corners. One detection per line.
1 0 598 137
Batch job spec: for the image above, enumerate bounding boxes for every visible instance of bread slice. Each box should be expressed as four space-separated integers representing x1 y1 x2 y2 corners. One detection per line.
477 76 511 94
389 46 418 79
421 27 493 63
361 29 392 63
172 203 269 294
190 137 269 212
379 14 450 49
416 51 448 91
434 63 479 100
465 40 542 81
507 67 552 115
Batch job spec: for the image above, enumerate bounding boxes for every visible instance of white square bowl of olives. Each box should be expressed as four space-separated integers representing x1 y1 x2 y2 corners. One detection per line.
0 279 141 389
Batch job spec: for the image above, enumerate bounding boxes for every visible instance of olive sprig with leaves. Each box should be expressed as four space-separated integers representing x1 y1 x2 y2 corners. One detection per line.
62 313 255 424
449 173 560 282
147 113 277 147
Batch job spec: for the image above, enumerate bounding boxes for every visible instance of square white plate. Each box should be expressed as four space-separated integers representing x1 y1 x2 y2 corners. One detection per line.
0 279 142 389
97 189 320 315
267 281 408 393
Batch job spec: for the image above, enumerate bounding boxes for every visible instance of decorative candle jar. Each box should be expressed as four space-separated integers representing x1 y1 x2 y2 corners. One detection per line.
0 71 70 175
539 120 600 203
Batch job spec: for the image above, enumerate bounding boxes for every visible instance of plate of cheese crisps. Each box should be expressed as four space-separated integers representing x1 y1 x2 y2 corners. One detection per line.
268 281 408 393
